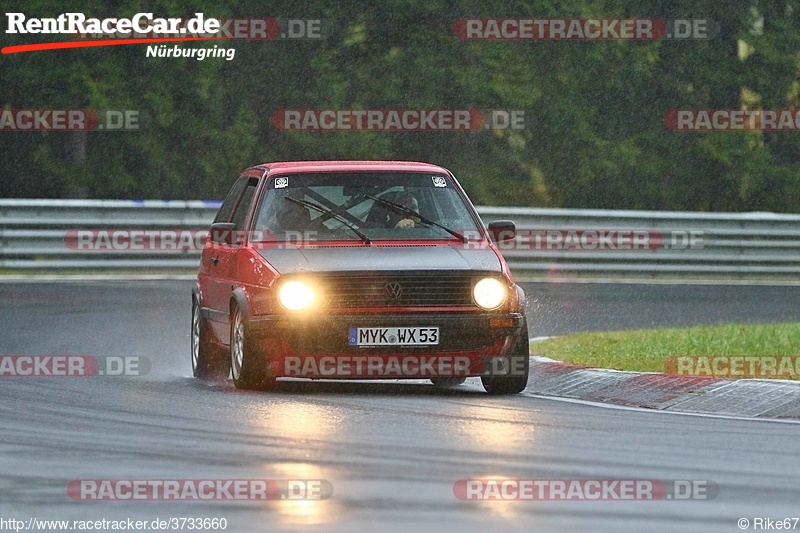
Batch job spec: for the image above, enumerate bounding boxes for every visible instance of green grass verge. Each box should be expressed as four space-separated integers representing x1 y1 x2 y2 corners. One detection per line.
532 322 800 374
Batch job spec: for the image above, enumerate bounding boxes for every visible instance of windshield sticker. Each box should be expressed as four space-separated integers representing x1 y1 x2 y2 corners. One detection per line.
275 177 289 188
432 176 447 187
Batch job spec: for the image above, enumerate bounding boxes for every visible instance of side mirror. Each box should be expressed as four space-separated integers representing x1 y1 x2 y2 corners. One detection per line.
209 222 236 245
487 220 516 243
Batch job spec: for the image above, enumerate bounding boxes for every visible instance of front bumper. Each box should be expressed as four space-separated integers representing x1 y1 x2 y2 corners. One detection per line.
246 312 525 379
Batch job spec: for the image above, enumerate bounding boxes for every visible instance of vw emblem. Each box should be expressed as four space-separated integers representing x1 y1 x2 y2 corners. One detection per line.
384 282 403 299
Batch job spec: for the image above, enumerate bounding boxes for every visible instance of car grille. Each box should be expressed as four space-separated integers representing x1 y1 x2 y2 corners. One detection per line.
318 271 478 309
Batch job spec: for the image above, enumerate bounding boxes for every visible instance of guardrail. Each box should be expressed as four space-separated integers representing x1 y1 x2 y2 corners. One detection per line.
487 206 800 278
1 199 799 279
0 200 219 270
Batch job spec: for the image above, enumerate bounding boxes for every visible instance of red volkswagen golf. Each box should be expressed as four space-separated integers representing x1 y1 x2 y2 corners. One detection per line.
191 161 530 394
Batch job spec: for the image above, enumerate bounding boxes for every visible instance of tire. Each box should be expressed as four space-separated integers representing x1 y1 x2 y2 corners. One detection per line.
230 304 276 391
191 298 230 380
430 377 467 388
481 317 530 395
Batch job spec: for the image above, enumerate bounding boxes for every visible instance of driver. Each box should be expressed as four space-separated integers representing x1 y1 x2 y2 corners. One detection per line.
268 194 311 232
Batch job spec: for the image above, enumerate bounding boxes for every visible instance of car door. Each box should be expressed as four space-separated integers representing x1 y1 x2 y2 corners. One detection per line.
200 176 247 342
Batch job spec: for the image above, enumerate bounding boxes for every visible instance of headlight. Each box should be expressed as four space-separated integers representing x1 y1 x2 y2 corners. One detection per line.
278 280 314 311
473 277 507 310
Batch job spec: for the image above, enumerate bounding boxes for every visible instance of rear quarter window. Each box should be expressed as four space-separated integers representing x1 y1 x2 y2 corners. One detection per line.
213 177 248 223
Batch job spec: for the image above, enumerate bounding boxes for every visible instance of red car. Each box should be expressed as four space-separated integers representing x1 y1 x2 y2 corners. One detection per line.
191 161 530 394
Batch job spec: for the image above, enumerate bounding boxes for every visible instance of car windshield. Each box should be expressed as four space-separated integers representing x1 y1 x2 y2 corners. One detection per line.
252 172 480 241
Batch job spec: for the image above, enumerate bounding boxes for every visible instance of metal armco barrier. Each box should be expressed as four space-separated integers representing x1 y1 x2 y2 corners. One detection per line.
1 199 799 279
484 206 800 278
0 200 218 271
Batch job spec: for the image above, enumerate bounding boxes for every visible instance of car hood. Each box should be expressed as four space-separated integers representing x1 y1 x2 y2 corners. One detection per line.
256 244 501 274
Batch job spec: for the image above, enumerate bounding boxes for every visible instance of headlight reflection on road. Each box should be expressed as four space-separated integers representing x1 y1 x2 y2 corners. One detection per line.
264 462 340 526
455 406 536 451
251 403 343 525
256 401 344 440
449 406 537 521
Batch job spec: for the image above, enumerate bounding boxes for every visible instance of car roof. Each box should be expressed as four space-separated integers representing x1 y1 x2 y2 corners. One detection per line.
254 161 450 175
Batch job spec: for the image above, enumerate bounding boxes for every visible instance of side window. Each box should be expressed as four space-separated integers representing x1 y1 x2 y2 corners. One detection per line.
230 179 258 230
213 177 248 224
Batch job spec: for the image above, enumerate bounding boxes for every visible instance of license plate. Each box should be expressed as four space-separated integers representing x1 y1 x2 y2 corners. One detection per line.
349 327 439 346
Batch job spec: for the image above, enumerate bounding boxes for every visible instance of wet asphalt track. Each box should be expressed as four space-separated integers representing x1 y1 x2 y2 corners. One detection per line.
1 280 799 532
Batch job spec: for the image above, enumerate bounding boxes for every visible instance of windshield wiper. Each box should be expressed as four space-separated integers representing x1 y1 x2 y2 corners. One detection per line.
365 195 467 243
284 196 371 245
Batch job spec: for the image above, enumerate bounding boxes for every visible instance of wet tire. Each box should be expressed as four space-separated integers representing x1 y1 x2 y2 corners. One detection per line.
191 298 230 380
230 305 276 391
481 317 530 395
